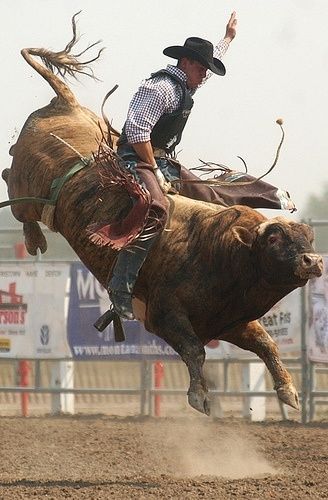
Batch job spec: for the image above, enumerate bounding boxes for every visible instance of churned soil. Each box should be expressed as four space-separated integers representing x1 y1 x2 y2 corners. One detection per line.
0 416 327 499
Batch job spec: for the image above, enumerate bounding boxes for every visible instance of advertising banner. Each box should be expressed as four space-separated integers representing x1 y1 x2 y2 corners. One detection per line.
258 288 301 352
0 262 305 361
67 263 176 360
0 263 70 358
308 256 328 363
66 263 234 360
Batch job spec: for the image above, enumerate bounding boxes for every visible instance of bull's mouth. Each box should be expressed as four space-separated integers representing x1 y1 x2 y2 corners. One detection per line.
294 253 324 280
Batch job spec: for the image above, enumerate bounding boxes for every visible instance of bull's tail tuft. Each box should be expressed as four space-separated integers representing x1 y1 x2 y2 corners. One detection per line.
20 11 105 107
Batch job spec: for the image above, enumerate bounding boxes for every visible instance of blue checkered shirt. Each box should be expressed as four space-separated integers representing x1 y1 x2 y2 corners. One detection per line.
124 39 230 144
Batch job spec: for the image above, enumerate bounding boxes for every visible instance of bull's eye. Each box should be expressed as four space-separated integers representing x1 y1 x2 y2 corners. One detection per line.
268 235 279 245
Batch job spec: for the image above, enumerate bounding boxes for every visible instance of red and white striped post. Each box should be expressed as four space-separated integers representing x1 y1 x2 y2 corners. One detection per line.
14 242 30 417
154 361 164 417
18 360 30 417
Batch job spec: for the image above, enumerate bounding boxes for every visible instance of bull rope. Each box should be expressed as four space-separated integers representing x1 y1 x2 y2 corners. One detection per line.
0 154 92 211
0 196 57 209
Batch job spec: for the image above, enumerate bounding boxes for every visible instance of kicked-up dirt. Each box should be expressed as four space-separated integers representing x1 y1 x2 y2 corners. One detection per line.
0 416 327 499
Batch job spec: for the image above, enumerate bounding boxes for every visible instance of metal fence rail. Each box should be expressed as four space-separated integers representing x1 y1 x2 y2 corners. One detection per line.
0 357 324 420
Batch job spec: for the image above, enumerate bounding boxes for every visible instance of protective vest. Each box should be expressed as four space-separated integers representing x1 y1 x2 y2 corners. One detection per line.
117 69 194 154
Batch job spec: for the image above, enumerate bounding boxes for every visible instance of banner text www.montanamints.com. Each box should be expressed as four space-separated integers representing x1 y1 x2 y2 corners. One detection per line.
73 342 175 357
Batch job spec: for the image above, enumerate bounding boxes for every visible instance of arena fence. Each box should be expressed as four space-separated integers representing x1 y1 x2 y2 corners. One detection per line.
0 357 304 418
0 356 326 422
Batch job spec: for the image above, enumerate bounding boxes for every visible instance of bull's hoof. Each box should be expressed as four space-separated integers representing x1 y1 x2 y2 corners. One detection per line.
188 390 211 416
276 383 300 410
23 222 47 255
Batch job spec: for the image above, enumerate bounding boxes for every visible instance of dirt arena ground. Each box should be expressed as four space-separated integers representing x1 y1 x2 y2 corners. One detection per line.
0 416 326 499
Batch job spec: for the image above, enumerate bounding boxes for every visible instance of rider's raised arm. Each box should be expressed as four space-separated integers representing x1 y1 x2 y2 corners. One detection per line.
195 11 237 91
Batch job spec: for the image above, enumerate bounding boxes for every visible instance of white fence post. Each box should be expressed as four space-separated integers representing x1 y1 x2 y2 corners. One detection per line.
50 360 75 414
242 362 266 421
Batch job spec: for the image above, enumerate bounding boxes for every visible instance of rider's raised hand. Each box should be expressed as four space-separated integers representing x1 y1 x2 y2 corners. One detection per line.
224 11 237 42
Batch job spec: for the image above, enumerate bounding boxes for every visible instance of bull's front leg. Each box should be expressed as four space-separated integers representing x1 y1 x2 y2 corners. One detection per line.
221 320 299 410
148 308 210 415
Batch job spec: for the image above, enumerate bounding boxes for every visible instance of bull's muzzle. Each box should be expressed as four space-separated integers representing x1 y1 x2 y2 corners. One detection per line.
296 253 323 279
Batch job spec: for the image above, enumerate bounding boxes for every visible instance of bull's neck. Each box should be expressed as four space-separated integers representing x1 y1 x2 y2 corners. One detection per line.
242 276 297 318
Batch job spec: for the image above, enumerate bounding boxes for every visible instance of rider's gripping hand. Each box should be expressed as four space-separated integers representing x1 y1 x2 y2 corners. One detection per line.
153 165 171 194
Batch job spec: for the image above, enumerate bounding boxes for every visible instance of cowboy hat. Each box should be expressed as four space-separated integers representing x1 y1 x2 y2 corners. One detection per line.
163 37 226 76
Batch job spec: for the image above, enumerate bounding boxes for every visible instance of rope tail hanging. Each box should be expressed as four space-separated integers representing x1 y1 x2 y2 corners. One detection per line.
171 119 286 188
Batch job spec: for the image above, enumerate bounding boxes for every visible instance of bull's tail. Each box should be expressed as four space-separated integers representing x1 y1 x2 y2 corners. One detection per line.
20 11 105 108
101 85 121 149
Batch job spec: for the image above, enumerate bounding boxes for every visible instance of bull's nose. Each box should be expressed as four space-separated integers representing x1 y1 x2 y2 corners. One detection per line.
302 253 323 276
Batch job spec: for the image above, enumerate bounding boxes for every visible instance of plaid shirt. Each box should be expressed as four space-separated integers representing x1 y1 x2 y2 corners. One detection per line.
124 39 230 144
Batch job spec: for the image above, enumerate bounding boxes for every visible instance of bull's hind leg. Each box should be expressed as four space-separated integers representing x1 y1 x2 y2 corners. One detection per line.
222 320 299 410
2 169 47 255
23 222 47 255
149 308 210 415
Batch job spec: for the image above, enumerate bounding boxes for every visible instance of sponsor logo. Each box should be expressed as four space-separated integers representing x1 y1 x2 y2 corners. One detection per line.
0 283 27 326
37 325 51 354
40 325 50 346
0 338 10 352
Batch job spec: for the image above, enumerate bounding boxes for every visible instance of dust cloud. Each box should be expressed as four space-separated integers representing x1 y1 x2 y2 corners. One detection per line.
141 419 277 479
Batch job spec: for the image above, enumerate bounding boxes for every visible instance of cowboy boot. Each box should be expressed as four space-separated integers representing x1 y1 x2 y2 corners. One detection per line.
108 237 156 320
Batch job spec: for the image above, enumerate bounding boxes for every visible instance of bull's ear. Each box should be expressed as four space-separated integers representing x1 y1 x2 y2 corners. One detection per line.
232 226 254 247
300 223 314 244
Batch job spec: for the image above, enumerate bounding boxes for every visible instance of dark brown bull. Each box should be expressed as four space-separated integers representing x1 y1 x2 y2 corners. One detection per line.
2 15 323 415
137 199 322 413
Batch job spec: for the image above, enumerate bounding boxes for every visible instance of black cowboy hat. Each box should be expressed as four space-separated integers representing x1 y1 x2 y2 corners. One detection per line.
163 37 226 76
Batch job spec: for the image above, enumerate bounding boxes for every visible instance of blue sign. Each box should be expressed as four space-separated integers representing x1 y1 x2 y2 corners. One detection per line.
67 263 177 360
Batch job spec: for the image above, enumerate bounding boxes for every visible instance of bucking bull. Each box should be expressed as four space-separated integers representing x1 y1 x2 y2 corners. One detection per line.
1 15 323 415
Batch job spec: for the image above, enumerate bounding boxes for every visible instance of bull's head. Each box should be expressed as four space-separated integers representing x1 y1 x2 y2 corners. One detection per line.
233 216 323 286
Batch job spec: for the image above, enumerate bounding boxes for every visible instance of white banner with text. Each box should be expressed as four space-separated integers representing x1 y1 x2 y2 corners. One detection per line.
0 263 70 358
308 256 328 363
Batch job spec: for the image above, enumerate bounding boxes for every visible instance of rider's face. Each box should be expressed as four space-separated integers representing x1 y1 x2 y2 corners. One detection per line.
179 58 208 89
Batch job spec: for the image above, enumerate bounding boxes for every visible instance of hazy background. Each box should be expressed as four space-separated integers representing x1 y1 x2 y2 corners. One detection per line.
1 0 327 218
